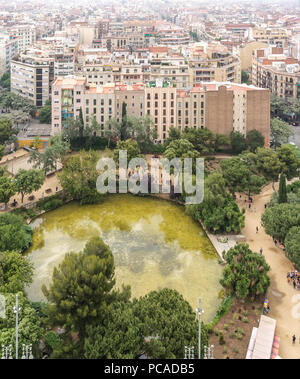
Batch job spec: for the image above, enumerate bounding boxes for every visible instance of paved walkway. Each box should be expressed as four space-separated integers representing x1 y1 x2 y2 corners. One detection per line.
239 183 300 359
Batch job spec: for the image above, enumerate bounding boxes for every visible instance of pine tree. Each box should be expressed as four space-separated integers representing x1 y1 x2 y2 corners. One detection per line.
278 173 287 204
121 102 127 140
79 107 84 139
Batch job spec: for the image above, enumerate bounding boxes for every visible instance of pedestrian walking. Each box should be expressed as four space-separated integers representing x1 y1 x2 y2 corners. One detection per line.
256 226 259 233
293 280 296 289
260 248 263 254
293 335 296 344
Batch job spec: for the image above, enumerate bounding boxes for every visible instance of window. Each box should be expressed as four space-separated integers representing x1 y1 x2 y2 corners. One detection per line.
93 99 96 106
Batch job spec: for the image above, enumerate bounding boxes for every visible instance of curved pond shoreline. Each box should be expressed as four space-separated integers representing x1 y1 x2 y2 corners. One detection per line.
25 194 223 323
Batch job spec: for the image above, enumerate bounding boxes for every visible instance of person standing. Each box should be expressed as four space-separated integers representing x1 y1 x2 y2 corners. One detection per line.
293 335 296 344
260 248 263 254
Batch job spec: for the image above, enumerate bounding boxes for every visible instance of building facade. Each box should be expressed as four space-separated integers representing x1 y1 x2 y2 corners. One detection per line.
52 76 270 145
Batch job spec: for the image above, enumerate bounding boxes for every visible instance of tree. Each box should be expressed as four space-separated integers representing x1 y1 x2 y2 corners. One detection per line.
220 244 270 300
164 126 181 146
285 227 300 268
163 138 200 161
79 107 84 139
0 117 13 145
0 170 16 209
15 169 45 203
44 331 61 353
59 150 102 204
42 237 129 354
220 157 250 196
29 135 69 174
271 118 294 148
186 172 245 234
261 203 300 242
241 71 250 85
230 131 247 154
183 127 215 154
277 144 300 180
214 133 230 152
0 145 4 160
38 100 51 124
0 292 43 356
121 102 128 141
0 251 33 294
0 72 10 89
113 139 142 164
131 289 208 359
255 147 282 188
104 117 122 147
84 301 143 359
246 129 265 152
0 213 33 252
278 173 287 204
128 115 157 150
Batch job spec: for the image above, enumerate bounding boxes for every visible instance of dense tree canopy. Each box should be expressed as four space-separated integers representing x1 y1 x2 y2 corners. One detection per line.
0 251 33 294
246 129 265 152
261 203 300 242
59 150 103 204
277 144 300 180
0 117 13 145
285 227 300 269
113 139 142 164
220 243 270 300
38 100 51 124
230 131 247 154
271 118 294 147
0 213 33 252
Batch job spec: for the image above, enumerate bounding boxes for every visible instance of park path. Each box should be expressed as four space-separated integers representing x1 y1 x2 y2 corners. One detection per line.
239 182 300 359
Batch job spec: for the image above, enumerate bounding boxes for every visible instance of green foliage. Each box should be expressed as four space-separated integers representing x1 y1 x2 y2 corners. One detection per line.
246 130 265 152
164 126 181 147
113 139 142 163
183 127 215 155
220 243 270 300
132 288 208 359
0 168 16 207
0 213 33 252
0 117 13 144
255 147 282 184
0 72 10 89
44 331 61 351
241 71 251 85
0 251 33 294
277 144 300 180
36 195 63 212
15 169 45 203
271 118 294 147
59 150 102 205
0 145 4 160
38 100 51 124
262 203 300 241
186 172 245 234
285 226 300 269
0 293 43 356
164 138 199 161
230 131 247 154
278 173 287 204
218 332 225 345
205 296 234 332
287 181 300 194
84 301 142 359
42 237 129 354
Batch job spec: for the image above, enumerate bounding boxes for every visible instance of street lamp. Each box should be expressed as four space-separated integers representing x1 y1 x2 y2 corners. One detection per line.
13 294 21 359
1 345 13 359
196 297 204 359
21 344 34 359
184 346 194 359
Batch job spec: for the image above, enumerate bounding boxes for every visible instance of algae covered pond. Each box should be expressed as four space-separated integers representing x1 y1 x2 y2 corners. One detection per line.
26 194 223 322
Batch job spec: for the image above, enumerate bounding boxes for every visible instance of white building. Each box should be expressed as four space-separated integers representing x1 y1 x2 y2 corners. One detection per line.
0 33 18 77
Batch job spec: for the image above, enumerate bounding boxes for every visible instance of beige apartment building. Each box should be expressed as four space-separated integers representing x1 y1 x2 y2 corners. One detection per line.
11 54 54 107
188 43 241 84
252 47 300 99
52 76 269 144
251 27 288 48
236 41 268 71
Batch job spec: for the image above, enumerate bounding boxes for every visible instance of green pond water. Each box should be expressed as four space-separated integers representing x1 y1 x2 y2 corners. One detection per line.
25 194 223 322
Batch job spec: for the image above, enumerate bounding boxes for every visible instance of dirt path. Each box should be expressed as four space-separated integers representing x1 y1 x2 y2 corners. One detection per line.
238 183 300 359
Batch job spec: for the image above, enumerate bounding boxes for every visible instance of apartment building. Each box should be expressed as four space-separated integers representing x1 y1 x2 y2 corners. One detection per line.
52 76 269 145
250 26 288 48
188 43 241 84
252 47 300 99
8 25 36 54
54 53 74 77
11 53 54 107
0 33 18 77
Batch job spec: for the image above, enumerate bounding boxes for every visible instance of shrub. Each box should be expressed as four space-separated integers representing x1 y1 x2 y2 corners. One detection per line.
223 346 227 354
44 331 61 351
229 332 236 339
218 332 225 345
243 310 248 317
237 328 245 335
224 324 229 331
37 195 63 212
236 333 243 340
242 317 249 323
234 347 239 354
213 328 219 336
